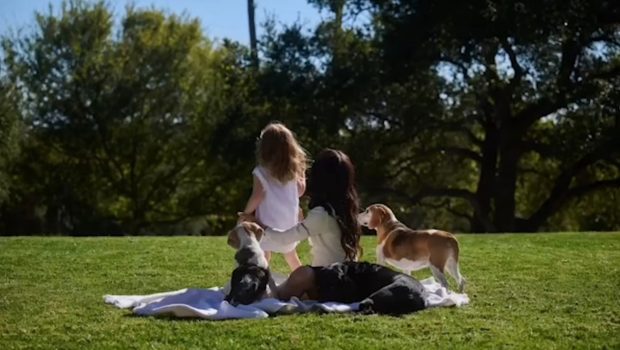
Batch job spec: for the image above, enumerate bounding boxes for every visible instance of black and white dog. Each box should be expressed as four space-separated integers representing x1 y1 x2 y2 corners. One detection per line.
224 221 276 306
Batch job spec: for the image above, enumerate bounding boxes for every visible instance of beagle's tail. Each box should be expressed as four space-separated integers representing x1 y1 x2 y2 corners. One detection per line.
446 237 466 292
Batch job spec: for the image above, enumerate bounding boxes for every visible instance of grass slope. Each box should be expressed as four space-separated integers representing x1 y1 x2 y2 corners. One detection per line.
1 233 619 349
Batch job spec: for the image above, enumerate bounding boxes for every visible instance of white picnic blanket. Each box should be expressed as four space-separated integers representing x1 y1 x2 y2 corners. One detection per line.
104 277 469 320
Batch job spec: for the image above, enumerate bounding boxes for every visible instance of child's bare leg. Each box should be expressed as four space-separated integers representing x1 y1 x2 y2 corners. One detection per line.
264 250 272 263
283 249 302 271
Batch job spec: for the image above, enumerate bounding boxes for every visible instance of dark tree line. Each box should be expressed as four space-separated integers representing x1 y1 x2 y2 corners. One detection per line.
0 0 618 235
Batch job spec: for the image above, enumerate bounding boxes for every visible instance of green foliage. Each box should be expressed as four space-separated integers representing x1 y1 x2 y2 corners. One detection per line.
0 234 619 349
287 0 620 232
1 1 233 234
0 0 619 234
0 77 21 205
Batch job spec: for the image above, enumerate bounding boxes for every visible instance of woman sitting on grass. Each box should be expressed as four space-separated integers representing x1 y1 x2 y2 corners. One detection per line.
262 148 362 266
262 148 428 315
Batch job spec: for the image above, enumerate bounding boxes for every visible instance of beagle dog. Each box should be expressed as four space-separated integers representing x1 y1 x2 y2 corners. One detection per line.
357 204 466 292
224 221 277 305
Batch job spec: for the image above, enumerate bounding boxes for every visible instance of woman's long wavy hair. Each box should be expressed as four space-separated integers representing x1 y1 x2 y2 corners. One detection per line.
307 149 362 261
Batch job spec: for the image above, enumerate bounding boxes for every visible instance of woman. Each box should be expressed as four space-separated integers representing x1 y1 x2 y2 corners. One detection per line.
264 149 428 315
262 148 362 266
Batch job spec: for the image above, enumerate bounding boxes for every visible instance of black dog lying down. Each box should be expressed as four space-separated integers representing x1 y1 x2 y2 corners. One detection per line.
310 261 429 315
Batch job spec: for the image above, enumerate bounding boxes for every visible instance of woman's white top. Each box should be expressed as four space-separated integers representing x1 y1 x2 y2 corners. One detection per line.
253 166 299 253
264 206 345 266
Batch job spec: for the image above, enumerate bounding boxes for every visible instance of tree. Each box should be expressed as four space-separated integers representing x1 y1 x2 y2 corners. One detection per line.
2 0 618 235
248 0 259 68
332 0 620 232
0 74 21 206
2 1 227 234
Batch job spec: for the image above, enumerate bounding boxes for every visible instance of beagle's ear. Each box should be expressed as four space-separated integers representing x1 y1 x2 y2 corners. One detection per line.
253 226 264 241
376 206 389 224
227 229 241 249
242 222 264 241
369 205 389 228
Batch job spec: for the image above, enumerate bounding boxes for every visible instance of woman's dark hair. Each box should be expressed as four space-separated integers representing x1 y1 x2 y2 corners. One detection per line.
307 149 362 261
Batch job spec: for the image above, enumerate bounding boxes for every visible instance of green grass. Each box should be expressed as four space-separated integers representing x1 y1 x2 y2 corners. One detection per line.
1 233 619 350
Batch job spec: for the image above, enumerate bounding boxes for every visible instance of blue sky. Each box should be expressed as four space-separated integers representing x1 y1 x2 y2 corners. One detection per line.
0 0 324 45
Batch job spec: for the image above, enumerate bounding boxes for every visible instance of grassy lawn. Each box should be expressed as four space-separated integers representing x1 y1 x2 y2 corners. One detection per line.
1 233 619 349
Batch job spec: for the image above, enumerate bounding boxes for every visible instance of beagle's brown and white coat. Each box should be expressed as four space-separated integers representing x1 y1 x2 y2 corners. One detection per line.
358 204 466 292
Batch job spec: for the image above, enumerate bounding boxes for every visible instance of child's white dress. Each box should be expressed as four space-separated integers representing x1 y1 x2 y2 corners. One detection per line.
253 166 299 253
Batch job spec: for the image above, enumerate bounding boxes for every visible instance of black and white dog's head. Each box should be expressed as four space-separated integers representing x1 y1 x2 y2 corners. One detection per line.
224 264 271 306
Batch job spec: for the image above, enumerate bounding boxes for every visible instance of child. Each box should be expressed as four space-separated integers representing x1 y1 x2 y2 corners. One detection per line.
240 122 306 271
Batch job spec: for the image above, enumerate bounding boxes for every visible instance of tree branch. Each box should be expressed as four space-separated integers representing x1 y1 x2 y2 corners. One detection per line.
445 206 473 222
386 157 423 181
557 39 581 92
418 198 451 210
366 110 404 128
442 121 484 147
513 37 620 133
439 55 470 80
520 140 555 157
585 61 620 81
386 146 481 181
370 186 462 202
500 38 524 91
565 178 620 199
432 146 482 162
373 186 477 205
525 139 620 230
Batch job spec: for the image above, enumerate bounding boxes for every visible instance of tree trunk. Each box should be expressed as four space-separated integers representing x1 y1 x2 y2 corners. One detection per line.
247 0 258 68
129 207 145 235
472 122 498 232
493 141 519 232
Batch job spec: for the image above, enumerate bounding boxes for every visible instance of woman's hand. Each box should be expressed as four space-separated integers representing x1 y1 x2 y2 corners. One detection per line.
298 207 304 222
237 212 266 228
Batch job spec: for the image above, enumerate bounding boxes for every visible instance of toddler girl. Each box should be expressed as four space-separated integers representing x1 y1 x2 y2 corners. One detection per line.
241 122 306 270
